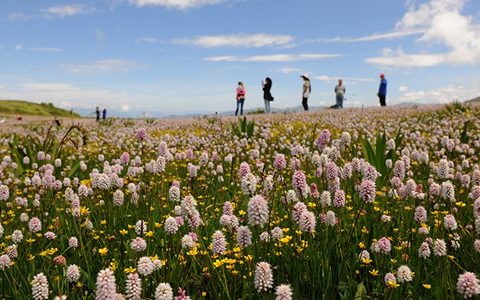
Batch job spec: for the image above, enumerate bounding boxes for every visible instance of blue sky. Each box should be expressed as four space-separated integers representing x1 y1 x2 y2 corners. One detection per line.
0 0 479 116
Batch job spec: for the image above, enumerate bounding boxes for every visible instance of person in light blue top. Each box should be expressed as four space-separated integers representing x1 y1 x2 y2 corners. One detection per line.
378 73 387 107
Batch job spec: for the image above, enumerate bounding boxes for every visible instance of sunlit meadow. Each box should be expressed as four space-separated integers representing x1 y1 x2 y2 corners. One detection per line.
1 103 480 299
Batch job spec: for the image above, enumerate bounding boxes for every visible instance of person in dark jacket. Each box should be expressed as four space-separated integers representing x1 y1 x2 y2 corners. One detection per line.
378 73 387 107
262 77 273 114
95 106 100 122
102 108 107 120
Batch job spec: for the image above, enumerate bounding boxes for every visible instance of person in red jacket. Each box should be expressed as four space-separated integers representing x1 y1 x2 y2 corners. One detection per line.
235 82 246 116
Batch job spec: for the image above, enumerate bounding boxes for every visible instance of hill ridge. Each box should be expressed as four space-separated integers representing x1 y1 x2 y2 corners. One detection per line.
0 100 80 117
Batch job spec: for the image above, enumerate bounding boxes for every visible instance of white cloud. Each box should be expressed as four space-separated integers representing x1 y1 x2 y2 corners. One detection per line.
2 82 132 110
0 81 241 115
135 37 158 43
22 83 74 92
399 85 409 92
175 34 294 48
60 59 147 73
366 48 446 67
29 47 63 52
396 82 480 104
367 0 480 67
95 30 107 49
13 45 63 52
130 0 224 9
313 30 423 43
395 0 463 30
314 75 374 83
8 13 34 21
277 68 304 74
205 53 340 62
43 4 92 18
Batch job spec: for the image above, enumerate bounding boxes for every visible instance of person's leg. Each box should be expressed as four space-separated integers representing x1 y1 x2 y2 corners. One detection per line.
264 100 268 114
340 96 344 108
380 95 386 106
267 100 271 113
302 98 309 111
235 101 239 116
240 99 244 115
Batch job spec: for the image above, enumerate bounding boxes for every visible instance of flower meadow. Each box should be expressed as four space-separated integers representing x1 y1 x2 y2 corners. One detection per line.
1 104 480 299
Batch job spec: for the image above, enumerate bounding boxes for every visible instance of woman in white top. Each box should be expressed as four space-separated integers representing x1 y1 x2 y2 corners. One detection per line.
301 74 311 111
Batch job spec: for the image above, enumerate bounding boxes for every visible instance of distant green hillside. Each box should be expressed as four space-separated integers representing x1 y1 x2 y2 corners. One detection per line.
468 96 480 103
0 100 80 117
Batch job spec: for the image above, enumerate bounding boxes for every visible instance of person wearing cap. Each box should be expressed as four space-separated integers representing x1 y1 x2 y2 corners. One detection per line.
235 82 246 116
334 79 346 108
378 73 387 107
301 74 311 111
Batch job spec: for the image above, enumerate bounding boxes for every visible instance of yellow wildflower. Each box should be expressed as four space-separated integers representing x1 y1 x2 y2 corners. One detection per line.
387 280 400 288
361 258 372 265
98 247 109 256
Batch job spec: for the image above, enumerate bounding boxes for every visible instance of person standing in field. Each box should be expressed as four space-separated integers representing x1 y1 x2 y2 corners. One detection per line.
263 77 273 114
378 73 387 107
301 74 311 111
95 107 100 122
102 108 107 120
235 82 246 116
335 79 346 108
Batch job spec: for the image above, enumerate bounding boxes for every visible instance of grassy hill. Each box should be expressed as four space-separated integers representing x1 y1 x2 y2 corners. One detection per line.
467 96 480 103
0 100 80 117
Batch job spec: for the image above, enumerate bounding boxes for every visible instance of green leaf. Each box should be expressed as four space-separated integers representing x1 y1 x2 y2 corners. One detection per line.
8 141 25 175
354 282 367 299
361 137 376 165
67 160 81 178
460 121 470 144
